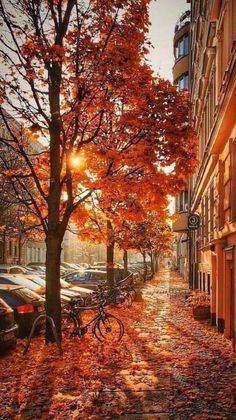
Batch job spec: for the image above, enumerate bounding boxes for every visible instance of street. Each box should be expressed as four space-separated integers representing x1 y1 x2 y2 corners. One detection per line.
0 270 236 419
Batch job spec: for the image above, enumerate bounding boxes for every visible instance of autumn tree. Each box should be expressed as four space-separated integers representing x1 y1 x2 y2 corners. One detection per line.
0 0 196 342
74 185 173 283
115 208 173 275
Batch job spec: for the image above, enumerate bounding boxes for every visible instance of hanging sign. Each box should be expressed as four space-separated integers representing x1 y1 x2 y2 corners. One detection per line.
188 214 200 230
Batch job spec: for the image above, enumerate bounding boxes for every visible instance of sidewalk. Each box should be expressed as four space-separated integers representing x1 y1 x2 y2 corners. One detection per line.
0 270 236 419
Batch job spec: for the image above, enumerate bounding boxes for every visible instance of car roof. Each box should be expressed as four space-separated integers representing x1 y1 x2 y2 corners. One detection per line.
0 274 42 290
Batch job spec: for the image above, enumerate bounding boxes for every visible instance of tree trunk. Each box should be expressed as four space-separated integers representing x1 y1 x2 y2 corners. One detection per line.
45 233 62 343
142 251 147 279
154 253 159 273
107 220 115 288
150 252 154 273
123 249 128 277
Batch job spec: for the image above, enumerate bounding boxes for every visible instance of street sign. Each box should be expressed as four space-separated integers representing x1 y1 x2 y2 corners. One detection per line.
188 214 200 230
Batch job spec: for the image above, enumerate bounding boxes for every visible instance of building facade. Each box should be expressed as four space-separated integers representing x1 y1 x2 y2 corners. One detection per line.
172 10 191 279
0 113 46 265
189 0 236 346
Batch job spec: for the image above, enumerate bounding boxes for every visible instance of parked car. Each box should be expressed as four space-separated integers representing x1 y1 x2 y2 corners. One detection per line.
27 265 46 274
0 265 46 284
0 285 45 337
77 263 89 269
0 274 44 294
60 278 93 299
61 262 85 272
87 266 143 285
0 264 33 275
0 297 18 354
25 274 93 300
90 266 125 280
62 269 107 290
129 262 152 278
27 262 68 276
93 261 107 267
26 262 45 268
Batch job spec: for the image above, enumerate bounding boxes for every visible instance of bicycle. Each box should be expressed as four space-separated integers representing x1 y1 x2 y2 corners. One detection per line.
62 299 124 342
85 275 137 308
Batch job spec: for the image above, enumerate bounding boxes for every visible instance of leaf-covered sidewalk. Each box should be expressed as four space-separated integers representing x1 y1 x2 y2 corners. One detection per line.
1 270 236 419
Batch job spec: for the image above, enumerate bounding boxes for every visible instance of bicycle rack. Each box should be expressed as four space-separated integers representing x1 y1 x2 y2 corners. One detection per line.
23 314 63 356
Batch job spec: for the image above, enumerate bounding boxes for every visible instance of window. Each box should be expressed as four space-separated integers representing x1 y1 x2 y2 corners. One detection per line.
0 290 22 307
0 277 12 284
178 74 189 90
218 160 225 229
176 35 189 59
210 184 214 240
204 194 209 244
199 272 202 290
177 191 188 212
203 273 206 292
201 201 204 247
207 274 211 294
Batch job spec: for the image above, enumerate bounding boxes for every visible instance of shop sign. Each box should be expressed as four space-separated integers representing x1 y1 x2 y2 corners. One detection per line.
188 214 200 230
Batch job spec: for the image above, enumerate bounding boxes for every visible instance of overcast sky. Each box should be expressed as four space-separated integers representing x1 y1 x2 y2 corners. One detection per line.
148 0 190 81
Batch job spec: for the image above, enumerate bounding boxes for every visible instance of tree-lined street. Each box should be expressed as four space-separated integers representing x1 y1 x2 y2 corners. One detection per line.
0 1 236 418
0 0 196 341
1 270 236 419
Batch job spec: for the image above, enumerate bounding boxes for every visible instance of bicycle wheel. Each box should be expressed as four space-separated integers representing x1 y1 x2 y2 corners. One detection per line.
61 312 77 338
129 288 137 303
93 313 124 342
125 291 133 308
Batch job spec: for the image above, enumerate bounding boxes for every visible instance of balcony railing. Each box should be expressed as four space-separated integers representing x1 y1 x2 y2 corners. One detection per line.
175 10 190 33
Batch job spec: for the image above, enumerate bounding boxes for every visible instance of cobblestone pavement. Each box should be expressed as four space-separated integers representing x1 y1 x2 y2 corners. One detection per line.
99 269 236 420
1 269 236 419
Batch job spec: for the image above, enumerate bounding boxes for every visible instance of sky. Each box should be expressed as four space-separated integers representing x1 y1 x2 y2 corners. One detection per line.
148 0 190 80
